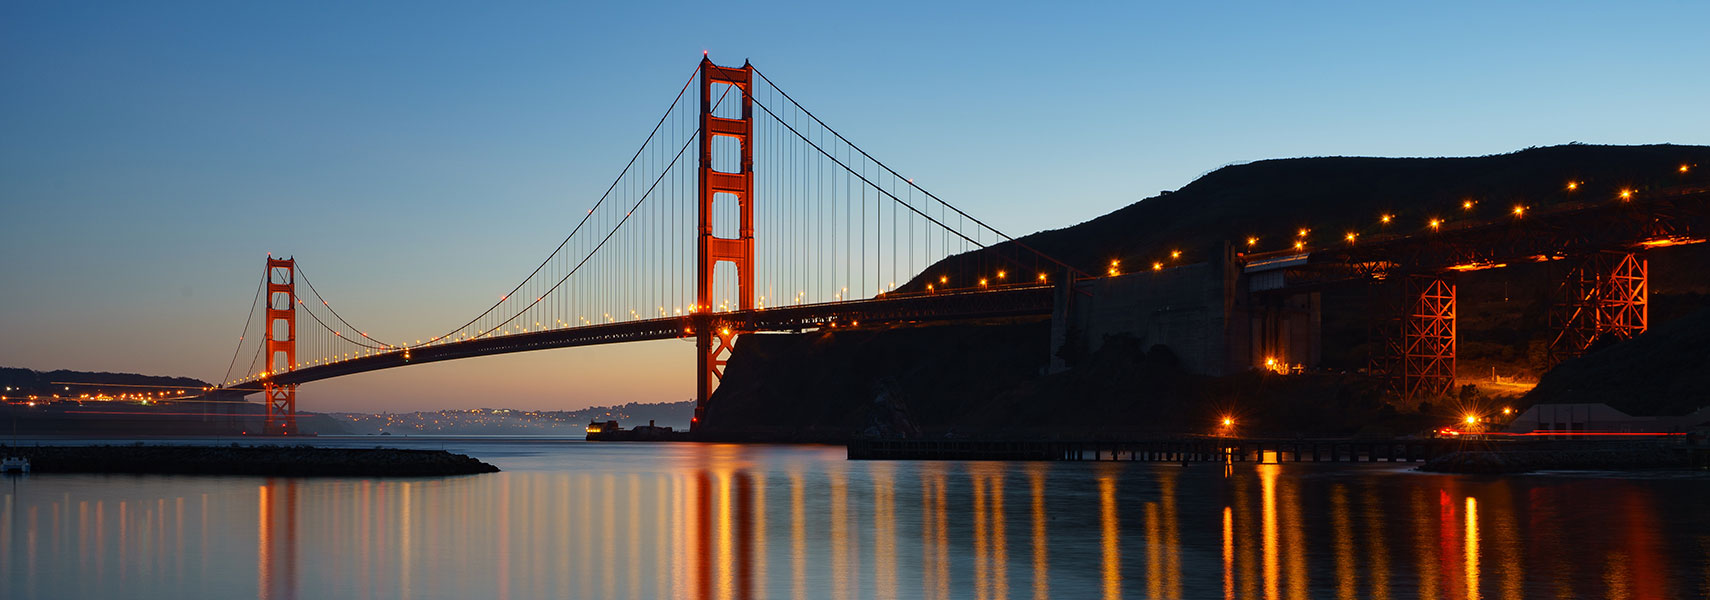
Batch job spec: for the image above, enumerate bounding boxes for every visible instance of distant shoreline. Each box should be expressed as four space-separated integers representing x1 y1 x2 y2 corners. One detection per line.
1 444 500 476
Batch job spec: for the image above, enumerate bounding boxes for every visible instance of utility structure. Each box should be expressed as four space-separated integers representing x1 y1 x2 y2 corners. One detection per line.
693 57 755 430
263 257 298 435
1550 250 1648 361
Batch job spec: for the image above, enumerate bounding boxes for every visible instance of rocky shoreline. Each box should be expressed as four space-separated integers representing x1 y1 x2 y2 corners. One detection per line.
0 444 500 476
1418 442 1706 474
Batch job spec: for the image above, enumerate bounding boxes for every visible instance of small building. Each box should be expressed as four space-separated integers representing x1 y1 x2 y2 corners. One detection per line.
1504 403 1709 436
586 420 621 434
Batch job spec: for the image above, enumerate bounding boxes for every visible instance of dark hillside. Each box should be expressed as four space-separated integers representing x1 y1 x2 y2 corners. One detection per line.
1523 306 1710 417
913 144 1710 286
706 144 1710 439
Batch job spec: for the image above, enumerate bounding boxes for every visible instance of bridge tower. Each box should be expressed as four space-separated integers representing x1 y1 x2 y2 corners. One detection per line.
263 257 298 435
1375 274 1456 398
1549 251 1647 362
693 57 755 430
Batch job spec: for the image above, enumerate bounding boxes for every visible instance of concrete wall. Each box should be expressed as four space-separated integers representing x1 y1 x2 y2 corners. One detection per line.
1053 248 1320 376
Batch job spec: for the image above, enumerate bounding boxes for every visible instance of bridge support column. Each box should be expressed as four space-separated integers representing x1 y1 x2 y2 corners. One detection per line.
1376 274 1456 398
1549 251 1646 363
263 257 298 435
693 57 755 432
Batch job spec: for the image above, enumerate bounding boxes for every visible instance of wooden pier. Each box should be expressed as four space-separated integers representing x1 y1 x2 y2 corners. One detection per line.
847 437 1461 463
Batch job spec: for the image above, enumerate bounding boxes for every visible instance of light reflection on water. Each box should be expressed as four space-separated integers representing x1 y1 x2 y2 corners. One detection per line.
2 440 1708 599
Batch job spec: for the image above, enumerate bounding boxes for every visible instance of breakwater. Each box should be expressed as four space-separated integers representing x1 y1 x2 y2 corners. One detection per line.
1418 441 1707 473
1 444 499 476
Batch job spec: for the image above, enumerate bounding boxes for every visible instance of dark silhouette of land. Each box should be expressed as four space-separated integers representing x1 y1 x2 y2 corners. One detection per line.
700 144 1710 441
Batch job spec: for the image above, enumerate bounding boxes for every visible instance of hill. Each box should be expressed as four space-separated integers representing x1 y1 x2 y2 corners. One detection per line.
700 144 1710 439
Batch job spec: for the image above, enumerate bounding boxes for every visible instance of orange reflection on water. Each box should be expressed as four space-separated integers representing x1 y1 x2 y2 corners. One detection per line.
831 468 851 600
1465 496 1480 600
1028 463 1049 600
1146 501 1162 600
1259 464 1279 600
1222 506 1234 600
872 463 897 600
1098 473 1120 600
1360 483 1390 600
1331 485 1355 600
790 469 806 600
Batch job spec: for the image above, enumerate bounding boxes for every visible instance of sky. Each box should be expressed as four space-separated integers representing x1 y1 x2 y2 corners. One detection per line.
2 1 1707 413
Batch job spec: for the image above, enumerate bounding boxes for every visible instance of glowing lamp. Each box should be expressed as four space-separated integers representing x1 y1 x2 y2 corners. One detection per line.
1566 181 1579 191
1380 214 1392 224
1246 236 1258 246
1619 189 1633 200
1152 262 1163 271
1428 219 1441 231
1462 200 1474 210
1221 417 1234 427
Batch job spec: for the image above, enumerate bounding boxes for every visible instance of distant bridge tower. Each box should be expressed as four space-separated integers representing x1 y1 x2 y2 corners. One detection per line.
693 57 755 430
263 257 298 435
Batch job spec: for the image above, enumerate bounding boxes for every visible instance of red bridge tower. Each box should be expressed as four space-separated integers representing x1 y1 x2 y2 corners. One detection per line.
263 257 298 435
693 58 755 430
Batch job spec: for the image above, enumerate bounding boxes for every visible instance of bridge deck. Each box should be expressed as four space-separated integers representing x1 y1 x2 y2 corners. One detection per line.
227 284 1054 391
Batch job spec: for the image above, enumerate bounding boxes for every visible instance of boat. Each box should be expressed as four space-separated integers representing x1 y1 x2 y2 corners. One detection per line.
1 456 29 473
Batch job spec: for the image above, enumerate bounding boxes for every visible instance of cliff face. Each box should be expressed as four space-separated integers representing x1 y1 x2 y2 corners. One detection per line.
701 145 1710 438
697 321 1051 441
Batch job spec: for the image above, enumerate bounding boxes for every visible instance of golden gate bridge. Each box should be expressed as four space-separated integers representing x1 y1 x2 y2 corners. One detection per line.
213 58 1709 435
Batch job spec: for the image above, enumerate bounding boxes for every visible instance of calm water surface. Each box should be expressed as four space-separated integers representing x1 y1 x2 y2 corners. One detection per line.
3 439 1707 599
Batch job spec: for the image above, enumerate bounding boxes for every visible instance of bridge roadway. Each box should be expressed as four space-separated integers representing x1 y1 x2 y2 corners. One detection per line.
1242 186 1708 290
226 284 1055 391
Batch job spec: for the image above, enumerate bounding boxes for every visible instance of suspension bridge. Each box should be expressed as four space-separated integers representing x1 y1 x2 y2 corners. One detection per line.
211 58 1709 436
217 58 1087 435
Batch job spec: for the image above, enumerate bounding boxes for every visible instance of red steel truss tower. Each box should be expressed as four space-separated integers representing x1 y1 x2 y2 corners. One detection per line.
1550 251 1647 362
693 58 755 430
263 257 298 435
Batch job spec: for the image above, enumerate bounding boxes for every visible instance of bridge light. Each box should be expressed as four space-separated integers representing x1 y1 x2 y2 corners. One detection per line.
1428 218 1441 231
1170 250 1181 259
1247 236 1258 247
1566 181 1579 191
979 278 988 286
1513 205 1526 217
1462 199 1475 211
926 284 934 292
1681 164 1691 173
1293 241 1304 250
1152 262 1163 271
996 270 1006 279
1296 228 1308 237
1038 273 1047 282
1221 417 1234 427
939 275 947 284
1463 414 1478 425
1619 189 1633 200
1380 214 1392 224
1345 232 1357 242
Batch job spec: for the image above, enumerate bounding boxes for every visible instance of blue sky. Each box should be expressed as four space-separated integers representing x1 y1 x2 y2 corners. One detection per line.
2 1 1706 412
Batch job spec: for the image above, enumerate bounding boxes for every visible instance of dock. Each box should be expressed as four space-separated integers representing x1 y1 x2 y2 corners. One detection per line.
847 437 1463 463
